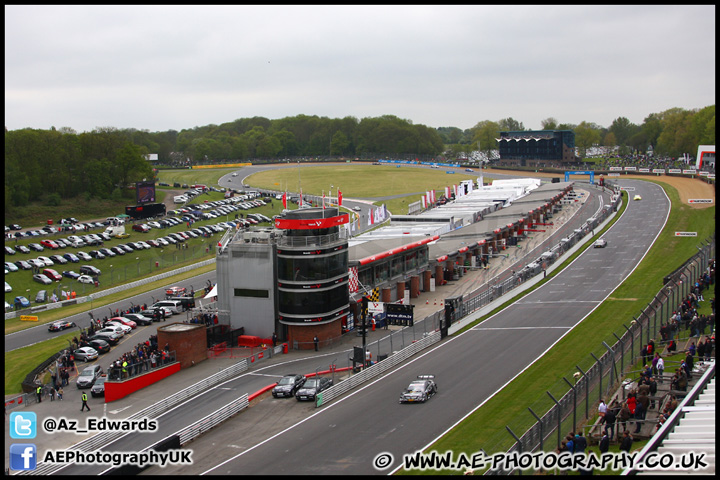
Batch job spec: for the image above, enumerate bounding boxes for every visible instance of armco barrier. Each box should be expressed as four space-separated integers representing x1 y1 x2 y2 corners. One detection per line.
19 357 248 476
176 394 250 445
316 331 441 407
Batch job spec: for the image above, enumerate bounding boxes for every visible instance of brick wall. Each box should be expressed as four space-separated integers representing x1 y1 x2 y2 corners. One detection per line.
157 323 207 368
288 319 342 350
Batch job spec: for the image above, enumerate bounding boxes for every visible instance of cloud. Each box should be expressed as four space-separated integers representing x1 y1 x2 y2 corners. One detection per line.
5 5 715 133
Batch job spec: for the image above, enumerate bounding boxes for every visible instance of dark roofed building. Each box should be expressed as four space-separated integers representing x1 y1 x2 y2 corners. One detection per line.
498 130 576 167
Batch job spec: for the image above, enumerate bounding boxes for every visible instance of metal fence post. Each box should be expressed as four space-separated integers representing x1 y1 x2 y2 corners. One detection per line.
612 332 624 373
576 365 589 419
562 377 576 434
528 407 543 451
622 324 634 368
590 352 602 403
547 391 562 450
602 342 616 392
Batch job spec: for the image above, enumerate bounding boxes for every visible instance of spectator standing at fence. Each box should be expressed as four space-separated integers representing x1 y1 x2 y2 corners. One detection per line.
565 434 575 454
604 406 617 440
36 385 42 403
619 431 633 452
618 403 631 436
656 355 665 383
574 432 587 454
684 351 694 378
647 376 657 409
598 399 607 420
599 431 610 454
651 352 660 376
635 393 648 434
57 387 63 401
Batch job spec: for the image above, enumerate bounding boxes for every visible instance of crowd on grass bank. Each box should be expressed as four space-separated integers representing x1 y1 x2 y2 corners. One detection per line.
591 258 715 451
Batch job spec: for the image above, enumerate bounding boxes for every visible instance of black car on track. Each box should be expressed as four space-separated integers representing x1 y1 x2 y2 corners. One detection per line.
399 375 438 403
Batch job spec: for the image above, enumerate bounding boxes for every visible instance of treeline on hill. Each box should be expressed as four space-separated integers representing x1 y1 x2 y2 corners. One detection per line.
4 107 714 209
441 106 715 160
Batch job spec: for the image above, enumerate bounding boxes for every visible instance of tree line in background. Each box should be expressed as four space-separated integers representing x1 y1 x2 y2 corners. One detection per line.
444 105 714 160
4 106 714 209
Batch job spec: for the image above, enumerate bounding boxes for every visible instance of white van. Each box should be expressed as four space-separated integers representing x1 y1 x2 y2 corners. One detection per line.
151 300 182 314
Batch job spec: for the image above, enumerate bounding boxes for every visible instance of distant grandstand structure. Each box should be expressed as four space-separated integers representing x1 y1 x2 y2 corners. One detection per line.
497 130 576 167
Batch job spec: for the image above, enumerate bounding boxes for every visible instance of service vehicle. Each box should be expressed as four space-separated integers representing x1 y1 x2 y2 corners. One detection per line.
399 375 438 403
272 374 306 398
295 377 333 401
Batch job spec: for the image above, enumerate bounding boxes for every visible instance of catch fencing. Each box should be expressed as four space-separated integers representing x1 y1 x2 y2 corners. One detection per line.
483 236 715 475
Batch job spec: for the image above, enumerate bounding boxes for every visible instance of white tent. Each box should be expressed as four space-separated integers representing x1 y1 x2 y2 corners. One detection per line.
203 284 217 299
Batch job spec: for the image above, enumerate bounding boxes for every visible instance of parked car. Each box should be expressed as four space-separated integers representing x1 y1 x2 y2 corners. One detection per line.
99 248 116 257
63 253 80 263
151 300 181 314
80 265 102 276
28 243 44 252
40 239 59 250
16 245 31 254
295 377 333 401
89 332 119 345
27 259 45 269
90 375 107 397
76 364 103 387
110 316 137 329
62 270 81 279
14 296 31 309
77 275 94 284
49 254 68 265
76 251 93 261
272 374 306 398
15 260 32 270
5 246 16 255
48 320 76 332
5 282 11 293
33 274 53 285
87 339 111 354
122 313 153 326
5 261 19 272
88 250 106 259
132 224 150 233
42 268 62 281
98 325 125 337
105 321 131 335
35 290 48 303
74 347 99 364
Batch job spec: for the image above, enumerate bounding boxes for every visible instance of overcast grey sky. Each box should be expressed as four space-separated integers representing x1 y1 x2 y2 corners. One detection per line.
4 5 715 133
